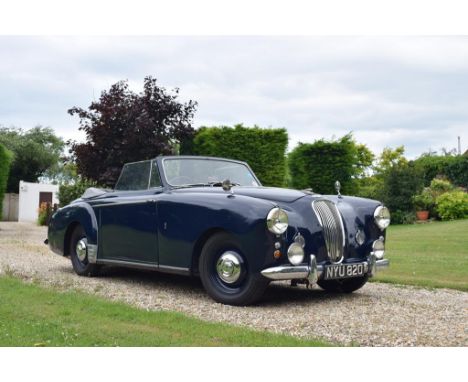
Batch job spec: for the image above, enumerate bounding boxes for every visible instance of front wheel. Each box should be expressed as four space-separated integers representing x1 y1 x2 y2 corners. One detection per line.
199 232 269 306
317 275 369 293
70 225 101 277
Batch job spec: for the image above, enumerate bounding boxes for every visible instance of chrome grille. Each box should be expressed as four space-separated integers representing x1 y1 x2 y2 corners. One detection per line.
312 200 345 263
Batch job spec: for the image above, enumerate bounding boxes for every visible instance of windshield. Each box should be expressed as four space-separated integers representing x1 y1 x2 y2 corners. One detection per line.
114 159 162 191
162 158 260 187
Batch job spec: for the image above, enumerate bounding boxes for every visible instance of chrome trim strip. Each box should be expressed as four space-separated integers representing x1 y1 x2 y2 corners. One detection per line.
96 259 190 275
97 259 159 270
92 200 150 208
158 265 191 275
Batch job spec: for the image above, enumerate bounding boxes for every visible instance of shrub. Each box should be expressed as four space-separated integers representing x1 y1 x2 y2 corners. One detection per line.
288 134 369 194
381 163 424 215
435 191 468 220
412 189 435 211
58 178 97 207
429 178 454 194
391 210 417 225
0 143 13 219
423 178 455 219
193 124 288 187
37 202 52 226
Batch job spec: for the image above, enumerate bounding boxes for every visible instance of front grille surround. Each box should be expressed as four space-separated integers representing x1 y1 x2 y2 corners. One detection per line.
311 199 346 263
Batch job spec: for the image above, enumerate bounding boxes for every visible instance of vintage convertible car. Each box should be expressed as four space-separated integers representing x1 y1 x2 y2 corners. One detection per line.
47 156 390 305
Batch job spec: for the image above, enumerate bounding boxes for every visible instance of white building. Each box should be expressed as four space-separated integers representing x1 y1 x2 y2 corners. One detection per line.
18 181 59 222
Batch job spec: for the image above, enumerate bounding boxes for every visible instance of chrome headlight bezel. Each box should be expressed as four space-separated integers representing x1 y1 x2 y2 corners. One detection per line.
374 206 391 230
266 207 289 235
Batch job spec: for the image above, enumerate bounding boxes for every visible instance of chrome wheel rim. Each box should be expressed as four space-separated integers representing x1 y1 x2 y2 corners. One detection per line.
216 251 242 284
76 238 88 262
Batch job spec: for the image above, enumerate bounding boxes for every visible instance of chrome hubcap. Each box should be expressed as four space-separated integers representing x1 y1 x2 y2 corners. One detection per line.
216 251 242 284
76 238 88 262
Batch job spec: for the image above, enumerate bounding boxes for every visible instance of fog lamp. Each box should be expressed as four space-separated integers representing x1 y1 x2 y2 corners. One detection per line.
287 243 304 265
372 237 385 259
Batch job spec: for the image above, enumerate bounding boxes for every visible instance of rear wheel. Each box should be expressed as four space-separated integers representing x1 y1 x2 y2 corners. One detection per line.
70 225 101 277
199 232 269 306
317 275 369 293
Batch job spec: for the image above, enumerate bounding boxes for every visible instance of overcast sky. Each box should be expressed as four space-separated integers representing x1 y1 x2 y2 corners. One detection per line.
0 36 467 158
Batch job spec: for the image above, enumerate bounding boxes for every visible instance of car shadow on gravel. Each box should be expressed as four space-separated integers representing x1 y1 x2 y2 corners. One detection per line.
57 264 206 290
55 264 365 306
260 282 361 306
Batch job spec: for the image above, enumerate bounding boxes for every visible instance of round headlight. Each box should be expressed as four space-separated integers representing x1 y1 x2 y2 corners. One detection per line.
372 237 385 259
374 206 391 230
287 242 304 265
266 207 288 235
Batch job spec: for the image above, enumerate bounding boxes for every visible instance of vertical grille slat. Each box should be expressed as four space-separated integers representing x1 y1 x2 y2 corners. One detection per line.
312 200 345 263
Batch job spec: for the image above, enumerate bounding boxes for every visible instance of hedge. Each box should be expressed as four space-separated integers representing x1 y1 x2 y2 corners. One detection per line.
0 143 13 219
287 135 358 194
192 125 288 187
414 155 468 187
445 156 468 188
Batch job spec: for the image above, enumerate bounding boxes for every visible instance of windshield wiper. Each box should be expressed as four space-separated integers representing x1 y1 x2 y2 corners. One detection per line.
207 181 240 187
171 181 240 189
171 183 209 189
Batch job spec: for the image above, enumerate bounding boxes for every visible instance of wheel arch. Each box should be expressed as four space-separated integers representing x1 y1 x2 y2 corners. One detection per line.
63 221 81 256
191 227 228 276
49 202 99 257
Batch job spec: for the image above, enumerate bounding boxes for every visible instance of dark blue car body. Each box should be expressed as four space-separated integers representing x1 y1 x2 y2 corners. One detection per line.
48 156 390 305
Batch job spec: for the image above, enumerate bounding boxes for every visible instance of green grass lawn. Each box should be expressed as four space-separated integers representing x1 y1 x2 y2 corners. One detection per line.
0 276 331 346
374 219 468 291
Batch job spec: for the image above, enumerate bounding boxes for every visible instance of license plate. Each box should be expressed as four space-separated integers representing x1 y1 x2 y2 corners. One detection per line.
324 263 367 280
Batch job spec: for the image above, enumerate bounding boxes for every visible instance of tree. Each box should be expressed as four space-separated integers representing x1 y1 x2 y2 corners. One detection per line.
68 77 197 187
0 126 65 193
354 143 375 178
40 160 79 185
373 146 408 176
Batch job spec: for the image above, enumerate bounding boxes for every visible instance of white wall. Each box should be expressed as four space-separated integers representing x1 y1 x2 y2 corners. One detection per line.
2 193 19 221
18 181 59 222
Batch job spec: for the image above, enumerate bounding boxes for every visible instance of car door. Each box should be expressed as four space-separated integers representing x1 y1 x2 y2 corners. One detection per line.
97 160 162 265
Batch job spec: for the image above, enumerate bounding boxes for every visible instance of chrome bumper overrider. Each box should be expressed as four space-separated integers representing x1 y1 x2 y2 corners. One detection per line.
261 254 389 282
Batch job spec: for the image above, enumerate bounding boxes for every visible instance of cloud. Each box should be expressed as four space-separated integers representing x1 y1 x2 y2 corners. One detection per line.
0 36 467 157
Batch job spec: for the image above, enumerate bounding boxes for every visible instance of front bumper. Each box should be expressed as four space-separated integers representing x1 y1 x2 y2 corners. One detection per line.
261 254 389 283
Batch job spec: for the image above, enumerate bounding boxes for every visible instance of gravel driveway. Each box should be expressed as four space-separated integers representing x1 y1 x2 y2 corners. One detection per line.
0 222 466 346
